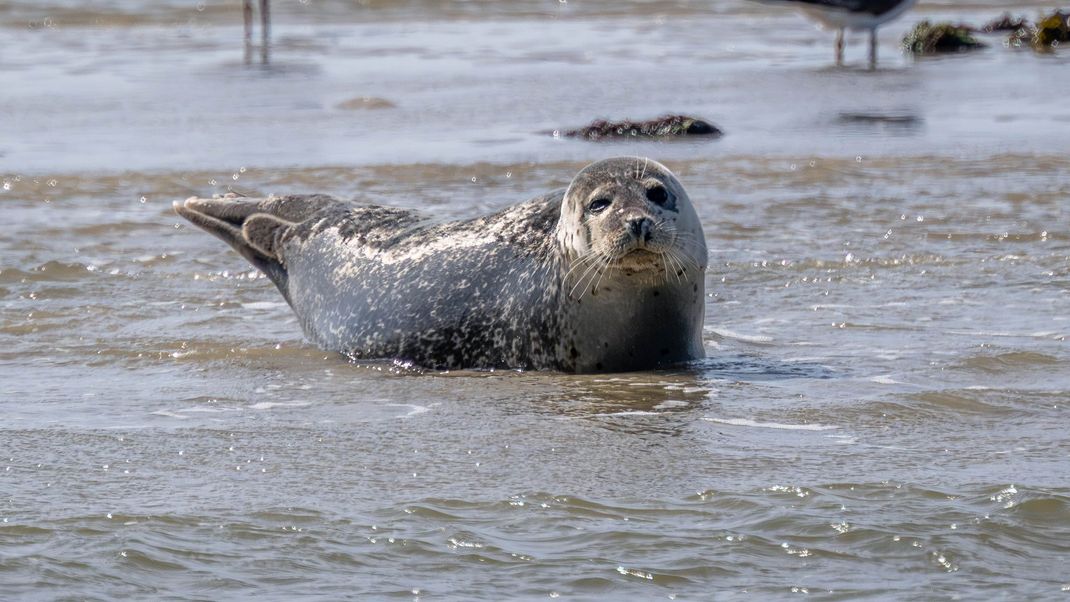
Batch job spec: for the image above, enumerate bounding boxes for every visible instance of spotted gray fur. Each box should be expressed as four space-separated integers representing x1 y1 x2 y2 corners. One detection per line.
174 157 708 372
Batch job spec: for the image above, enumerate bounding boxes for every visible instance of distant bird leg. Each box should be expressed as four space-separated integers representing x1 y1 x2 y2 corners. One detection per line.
868 27 877 69
759 0 914 68
260 0 271 64
835 27 845 66
243 0 253 64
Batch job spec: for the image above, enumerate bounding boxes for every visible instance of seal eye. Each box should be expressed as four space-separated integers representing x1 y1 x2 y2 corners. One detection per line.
646 185 673 208
588 197 612 214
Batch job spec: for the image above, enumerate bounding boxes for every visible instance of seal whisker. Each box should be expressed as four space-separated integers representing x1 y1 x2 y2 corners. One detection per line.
568 252 610 300
563 255 605 298
659 251 672 284
666 251 685 284
572 257 606 301
668 236 701 263
668 233 704 267
562 251 602 283
589 252 614 296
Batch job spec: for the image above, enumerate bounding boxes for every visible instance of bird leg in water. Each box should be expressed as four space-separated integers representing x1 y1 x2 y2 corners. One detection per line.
260 0 271 64
835 28 845 66
242 0 271 65
243 0 253 64
868 28 878 69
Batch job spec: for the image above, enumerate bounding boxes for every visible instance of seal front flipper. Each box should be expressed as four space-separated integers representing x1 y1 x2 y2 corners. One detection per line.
173 193 342 301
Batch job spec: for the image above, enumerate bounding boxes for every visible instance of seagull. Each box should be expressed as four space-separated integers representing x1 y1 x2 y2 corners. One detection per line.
758 0 917 67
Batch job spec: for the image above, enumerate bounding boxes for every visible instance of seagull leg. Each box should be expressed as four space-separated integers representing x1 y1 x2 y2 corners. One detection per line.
243 0 253 64
868 27 878 69
259 0 271 64
835 28 845 66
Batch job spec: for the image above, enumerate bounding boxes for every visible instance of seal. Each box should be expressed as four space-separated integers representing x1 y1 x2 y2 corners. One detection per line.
174 157 708 373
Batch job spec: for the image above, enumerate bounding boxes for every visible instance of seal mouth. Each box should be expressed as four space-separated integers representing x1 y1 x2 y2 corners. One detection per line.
611 248 664 270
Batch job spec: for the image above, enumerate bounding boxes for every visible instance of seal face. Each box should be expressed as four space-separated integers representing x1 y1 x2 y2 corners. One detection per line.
175 157 708 373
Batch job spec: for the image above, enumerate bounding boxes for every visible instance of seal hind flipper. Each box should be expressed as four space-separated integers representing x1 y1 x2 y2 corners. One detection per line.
241 214 292 261
174 194 343 301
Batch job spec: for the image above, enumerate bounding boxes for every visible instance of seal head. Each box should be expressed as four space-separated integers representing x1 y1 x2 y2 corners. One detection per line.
554 158 707 371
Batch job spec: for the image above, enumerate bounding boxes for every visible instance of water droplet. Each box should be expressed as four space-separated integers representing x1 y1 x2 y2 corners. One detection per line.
209 179 217 185
1 182 10 191
139 196 147 204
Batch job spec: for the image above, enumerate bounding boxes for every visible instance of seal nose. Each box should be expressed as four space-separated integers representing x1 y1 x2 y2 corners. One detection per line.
629 217 653 243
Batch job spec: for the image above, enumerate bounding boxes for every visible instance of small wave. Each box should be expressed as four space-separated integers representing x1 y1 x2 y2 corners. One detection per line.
386 403 431 418
947 330 1063 340
706 327 773 344
703 417 838 431
0 261 101 283
653 400 690 410
150 410 189 419
911 391 1014 414
151 405 238 419
955 352 1061 374
871 375 900 384
240 301 289 310
247 401 311 410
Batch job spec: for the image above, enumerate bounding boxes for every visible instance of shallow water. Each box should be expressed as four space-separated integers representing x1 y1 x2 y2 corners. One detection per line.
3 1 1070 599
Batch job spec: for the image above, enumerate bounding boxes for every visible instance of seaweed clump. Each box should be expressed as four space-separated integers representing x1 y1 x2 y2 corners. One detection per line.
563 115 722 141
1009 10 1070 50
902 21 986 54
981 13 1027 33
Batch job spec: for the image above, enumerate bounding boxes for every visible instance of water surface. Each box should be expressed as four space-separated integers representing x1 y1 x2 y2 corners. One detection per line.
2 1 1070 599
